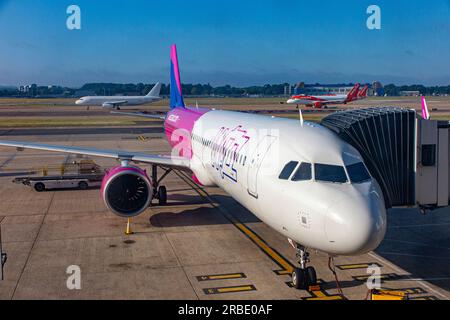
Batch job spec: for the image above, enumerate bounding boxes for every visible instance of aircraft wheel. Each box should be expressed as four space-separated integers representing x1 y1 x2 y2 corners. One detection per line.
78 181 88 190
305 266 317 286
158 186 167 206
292 268 307 290
34 183 45 192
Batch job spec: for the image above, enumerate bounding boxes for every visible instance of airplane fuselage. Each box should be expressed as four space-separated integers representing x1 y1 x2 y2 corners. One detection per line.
164 107 387 256
75 96 162 107
287 94 347 107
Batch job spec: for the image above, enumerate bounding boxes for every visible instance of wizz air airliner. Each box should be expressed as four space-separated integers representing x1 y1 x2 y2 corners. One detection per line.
0 45 387 290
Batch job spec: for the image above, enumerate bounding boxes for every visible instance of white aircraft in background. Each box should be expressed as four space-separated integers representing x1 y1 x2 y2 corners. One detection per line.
287 83 361 108
0 46 387 290
75 82 162 109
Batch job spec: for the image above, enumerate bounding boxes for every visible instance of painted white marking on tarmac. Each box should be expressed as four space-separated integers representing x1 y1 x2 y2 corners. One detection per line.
368 252 450 300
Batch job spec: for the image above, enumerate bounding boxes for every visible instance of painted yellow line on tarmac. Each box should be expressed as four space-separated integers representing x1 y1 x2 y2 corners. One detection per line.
203 285 256 295
197 273 246 282
336 262 382 270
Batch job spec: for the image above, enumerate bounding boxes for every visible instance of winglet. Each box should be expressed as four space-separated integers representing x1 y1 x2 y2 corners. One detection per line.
170 45 185 109
421 96 430 120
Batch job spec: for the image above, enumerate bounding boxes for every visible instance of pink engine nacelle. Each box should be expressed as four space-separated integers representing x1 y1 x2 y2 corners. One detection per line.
101 166 153 217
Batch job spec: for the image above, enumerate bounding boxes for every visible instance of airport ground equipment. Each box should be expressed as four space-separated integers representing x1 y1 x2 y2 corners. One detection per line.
13 174 104 192
322 107 450 210
12 160 104 192
0 223 6 281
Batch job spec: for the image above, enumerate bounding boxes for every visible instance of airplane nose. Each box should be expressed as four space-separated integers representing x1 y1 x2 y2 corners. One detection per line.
75 100 82 105
325 193 387 255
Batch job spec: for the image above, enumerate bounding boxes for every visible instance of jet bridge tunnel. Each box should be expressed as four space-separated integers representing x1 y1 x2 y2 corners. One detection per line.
321 107 449 209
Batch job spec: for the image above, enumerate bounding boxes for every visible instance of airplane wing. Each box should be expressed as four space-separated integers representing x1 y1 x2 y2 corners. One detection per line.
111 111 166 120
0 140 190 171
102 101 128 108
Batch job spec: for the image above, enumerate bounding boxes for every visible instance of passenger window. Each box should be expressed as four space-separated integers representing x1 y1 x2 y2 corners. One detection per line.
315 164 348 183
291 163 312 181
279 161 299 180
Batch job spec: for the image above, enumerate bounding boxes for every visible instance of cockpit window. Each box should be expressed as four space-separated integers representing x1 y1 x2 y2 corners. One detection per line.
292 162 312 181
346 162 371 183
314 164 348 183
279 161 298 180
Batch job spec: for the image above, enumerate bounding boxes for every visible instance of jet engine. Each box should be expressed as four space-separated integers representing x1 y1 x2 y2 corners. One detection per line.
101 166 153 217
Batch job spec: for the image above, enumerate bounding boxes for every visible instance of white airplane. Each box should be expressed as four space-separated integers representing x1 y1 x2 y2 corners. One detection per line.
75 82 162 109
287 83 361 108
0 45 387 290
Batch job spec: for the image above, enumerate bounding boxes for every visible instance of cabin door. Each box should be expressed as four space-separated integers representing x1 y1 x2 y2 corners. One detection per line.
247 135 277 198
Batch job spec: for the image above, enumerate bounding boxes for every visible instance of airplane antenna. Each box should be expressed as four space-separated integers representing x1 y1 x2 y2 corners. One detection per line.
299 107 304 126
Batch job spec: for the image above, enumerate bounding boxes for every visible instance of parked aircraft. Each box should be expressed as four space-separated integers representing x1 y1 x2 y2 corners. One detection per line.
75 83 162 109
0 46 387 290
287 83 361 108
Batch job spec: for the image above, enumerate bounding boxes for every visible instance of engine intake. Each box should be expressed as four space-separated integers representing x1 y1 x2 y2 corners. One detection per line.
101 166 152 217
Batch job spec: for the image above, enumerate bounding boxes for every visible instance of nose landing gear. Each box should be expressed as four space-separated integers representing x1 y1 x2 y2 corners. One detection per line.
291 243 317 290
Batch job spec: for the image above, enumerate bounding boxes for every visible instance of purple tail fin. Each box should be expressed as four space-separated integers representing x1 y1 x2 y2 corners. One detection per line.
170 45 185 109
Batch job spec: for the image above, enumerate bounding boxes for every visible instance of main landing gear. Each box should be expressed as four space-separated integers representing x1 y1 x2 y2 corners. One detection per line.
291 242 317 290
150 164 171 206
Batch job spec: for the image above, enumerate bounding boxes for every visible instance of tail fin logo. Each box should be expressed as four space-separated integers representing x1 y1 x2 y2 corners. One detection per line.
358 85 368 98
170 45 185 109
347 83 360 102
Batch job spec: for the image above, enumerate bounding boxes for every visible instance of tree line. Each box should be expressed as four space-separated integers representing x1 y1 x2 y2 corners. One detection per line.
79 83 294 96
1 83 450 97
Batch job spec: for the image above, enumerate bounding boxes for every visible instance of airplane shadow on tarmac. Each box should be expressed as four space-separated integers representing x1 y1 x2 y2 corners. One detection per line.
149 193 262 228
375 207 450 292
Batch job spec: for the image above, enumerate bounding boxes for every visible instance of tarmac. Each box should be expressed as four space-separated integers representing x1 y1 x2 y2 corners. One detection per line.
0 97 450 300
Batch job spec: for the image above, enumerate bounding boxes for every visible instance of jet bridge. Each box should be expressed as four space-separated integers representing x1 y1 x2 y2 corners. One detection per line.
321 107 449 209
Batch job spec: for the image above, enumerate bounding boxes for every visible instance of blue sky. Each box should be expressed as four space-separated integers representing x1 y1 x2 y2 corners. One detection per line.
0 0 449 87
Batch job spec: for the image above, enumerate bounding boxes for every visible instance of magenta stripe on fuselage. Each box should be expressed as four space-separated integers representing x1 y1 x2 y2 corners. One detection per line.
164 107 210 158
